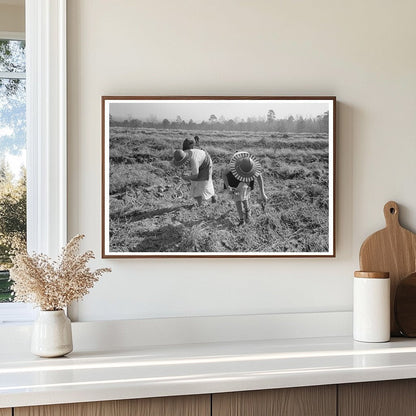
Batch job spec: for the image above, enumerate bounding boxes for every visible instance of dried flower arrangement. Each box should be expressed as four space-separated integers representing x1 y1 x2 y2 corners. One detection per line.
10 234 111 311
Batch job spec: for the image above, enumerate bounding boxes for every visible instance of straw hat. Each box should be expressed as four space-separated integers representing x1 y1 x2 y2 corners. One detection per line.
230 151 261 182
172 149 189 167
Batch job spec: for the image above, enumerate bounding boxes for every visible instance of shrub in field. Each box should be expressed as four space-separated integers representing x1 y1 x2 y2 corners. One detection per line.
203 146 230 162
179 223 208 251
305 183 324 198
277 165 307 180
257 212 282 232
152 160 174 175
261 157 274 171
310 168 323 179
259 137 268 146
178 222 230 252
147 137 167 151
303 233 328 252
110 164 148 194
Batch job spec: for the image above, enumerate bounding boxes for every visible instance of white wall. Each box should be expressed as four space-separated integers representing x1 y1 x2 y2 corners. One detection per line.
67 0 416 322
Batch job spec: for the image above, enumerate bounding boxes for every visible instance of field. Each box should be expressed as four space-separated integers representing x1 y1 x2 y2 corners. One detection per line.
108 127 330 254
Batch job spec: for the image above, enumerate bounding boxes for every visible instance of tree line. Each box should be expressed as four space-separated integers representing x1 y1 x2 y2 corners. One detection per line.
110 110 329 134
0 160 26 270
0 161 26 302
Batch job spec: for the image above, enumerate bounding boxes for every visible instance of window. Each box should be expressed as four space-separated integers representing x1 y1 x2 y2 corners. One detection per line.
0 1 67 324
0 35 26 302
0 32 35 322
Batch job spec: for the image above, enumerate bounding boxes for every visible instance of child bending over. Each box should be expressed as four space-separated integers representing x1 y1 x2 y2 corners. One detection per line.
222 151 268 225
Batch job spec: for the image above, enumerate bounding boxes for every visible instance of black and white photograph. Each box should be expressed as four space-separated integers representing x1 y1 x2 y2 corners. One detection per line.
102 97 335 257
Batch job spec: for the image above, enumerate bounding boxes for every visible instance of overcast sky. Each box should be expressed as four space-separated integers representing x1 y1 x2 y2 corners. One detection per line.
109 100 330 122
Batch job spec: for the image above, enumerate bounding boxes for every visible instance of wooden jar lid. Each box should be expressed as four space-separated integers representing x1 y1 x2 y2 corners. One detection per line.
354 271 390 279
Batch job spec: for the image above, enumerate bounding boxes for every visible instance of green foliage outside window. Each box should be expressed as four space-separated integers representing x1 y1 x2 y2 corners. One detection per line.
0 38 27 302
0 162 26 302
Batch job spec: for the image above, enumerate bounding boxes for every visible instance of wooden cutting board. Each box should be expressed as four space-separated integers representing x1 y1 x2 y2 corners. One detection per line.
359 201 416 336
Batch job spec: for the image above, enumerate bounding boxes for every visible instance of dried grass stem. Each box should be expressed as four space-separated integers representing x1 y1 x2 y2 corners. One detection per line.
10 234 111 310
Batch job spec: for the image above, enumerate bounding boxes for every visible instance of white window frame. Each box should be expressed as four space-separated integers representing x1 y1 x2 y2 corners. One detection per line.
26 0 67 256
0 31 31 322
0 0 67 324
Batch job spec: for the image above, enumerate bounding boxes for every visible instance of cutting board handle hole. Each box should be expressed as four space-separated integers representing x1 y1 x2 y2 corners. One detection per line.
383 201 400 226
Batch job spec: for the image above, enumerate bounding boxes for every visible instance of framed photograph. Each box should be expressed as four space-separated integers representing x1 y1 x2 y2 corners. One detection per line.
102 96 335 258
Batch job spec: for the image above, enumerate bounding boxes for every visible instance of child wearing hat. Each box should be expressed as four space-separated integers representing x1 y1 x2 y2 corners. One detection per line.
172 148 216 205
222 151 268 225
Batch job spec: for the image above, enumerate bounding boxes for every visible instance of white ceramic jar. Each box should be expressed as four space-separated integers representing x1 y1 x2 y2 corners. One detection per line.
353 271 390 343
31 310 73 357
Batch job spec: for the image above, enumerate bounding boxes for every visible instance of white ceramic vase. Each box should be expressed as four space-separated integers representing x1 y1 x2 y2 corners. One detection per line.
31 310 73 357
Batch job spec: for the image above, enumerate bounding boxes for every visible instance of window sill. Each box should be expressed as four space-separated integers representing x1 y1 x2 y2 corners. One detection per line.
0 303 36 324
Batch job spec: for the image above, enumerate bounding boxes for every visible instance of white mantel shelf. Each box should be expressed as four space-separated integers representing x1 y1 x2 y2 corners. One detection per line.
2 335 416 409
